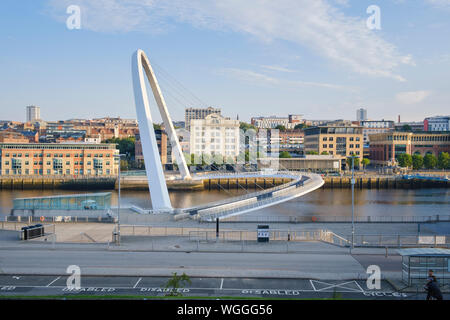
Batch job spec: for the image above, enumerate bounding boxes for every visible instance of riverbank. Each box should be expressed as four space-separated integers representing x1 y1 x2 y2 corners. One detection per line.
0 173 448 191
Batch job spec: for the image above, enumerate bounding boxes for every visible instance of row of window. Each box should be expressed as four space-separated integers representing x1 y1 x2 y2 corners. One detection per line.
2 160 111 166
2 169 112 175
322 136 361 142
2 153 112 158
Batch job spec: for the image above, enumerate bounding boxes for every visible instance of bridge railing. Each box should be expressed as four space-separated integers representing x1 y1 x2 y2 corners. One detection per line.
182 171 306 213
216 214 450 224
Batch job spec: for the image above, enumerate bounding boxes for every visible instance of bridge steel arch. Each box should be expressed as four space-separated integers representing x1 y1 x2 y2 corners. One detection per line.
131 49 191 211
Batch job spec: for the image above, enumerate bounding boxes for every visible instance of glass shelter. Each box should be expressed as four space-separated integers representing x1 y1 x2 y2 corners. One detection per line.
399 248 450 287
13 192 112 211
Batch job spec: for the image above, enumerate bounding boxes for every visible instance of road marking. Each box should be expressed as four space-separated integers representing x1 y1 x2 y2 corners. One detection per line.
310 280 317 291
133 277 142 289
46 276 61 287
220 278 224 290
355 281 365 293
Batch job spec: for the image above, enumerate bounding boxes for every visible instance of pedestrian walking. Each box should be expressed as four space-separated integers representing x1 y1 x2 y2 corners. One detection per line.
425 270 443 300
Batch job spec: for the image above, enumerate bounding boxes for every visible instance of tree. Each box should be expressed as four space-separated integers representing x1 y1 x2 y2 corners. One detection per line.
294 123 308 130
164 272 191 296
104 137 135 159
437 152 450 170
346 155 360 169
306 151 319 155
423 154 437 169
279 151 292 158
321 151 329 155
401 124 412 132
397 153 412 168
361 158 370 170
275 125 286 131
412 154 423 170
239 122 256 132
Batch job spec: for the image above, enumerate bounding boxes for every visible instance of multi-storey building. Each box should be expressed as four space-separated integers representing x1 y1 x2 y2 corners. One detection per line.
360 120 394 145
251 114 303 129
368 131 450 165
356 108 367 121
424 116 450 132
135 130 168 167
304 126 364 160
394 121 424 132
190 114 240 157
0 143 119 176
26 105 40 123
185 107 221 131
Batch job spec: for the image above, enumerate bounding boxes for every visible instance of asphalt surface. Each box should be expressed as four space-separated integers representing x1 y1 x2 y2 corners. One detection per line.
0 275 433 300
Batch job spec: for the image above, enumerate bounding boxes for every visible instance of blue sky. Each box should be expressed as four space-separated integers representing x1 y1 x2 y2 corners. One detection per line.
0 0 449 123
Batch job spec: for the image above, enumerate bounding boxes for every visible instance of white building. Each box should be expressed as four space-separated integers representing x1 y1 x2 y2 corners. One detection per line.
251 115 301 129
190 114 240 157
424 116 450 132
360 120 394 144
356 108 367 121
26 105 40 123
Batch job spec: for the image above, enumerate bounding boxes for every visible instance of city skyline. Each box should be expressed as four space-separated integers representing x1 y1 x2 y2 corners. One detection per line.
1 1 450 123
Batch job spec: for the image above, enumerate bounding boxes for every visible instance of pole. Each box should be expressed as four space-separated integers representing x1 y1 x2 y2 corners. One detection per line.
118 156 121 243
216 217 219 239
351 156 355 251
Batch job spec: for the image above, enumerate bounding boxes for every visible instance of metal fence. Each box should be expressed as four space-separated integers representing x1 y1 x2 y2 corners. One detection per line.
216 214 450 224
116 225 450 249
3 215 116 224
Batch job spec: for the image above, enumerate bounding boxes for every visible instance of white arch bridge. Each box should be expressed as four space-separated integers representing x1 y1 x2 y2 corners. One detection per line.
131 49 324 221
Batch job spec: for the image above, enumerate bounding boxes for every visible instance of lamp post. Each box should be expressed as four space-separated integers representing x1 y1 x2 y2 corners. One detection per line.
114 153 126 245
348 155 357 251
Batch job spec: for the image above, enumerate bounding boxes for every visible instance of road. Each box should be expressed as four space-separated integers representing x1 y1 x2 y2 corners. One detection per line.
0 275 431 300
0 248 368 279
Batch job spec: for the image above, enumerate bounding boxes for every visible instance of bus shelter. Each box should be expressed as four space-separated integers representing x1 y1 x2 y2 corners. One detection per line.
398 248 450 287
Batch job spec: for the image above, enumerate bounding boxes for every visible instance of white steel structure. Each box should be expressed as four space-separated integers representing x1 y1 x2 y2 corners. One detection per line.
132 49 191 211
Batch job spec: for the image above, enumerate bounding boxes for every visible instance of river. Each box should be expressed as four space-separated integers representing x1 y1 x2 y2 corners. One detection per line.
0 188 449 219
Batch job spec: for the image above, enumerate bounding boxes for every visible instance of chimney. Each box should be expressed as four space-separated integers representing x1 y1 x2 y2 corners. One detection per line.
398 115 401 123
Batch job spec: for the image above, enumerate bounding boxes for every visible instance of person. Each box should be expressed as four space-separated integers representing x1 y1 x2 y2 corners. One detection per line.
425 270 443 300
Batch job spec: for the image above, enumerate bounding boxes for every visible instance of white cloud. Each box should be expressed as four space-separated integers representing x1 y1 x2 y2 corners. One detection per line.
46 0 413 81
261 65 295 73
218 67 351 90
395 91 431 104
425 0 450 8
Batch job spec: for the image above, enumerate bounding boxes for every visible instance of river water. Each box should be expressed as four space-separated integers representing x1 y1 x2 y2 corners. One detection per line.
0 188 449 219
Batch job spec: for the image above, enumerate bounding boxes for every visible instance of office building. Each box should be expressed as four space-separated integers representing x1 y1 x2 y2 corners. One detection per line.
356 108 367 121
369 131 450 165
424 116 450 132
190 114 240 157
185 107 221 131
304 125 364 161
26 105 40 123
0 143 119 176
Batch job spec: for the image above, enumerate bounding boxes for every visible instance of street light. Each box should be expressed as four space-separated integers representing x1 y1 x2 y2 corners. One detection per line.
348 154 358 251
114 153 126 245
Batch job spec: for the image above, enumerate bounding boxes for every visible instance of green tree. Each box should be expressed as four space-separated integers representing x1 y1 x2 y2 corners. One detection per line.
423 154 437 169
361 158 370 169
397 153 412 168
239 122 256 132
306 151 319 155
294 123 308 130
437 152 450 169
279 151 292 158
164 272 191 297
346 155 360 169
105 137 135 159
275 125 286 131
321 151 329 155
401 124 412 132
412 154 423 170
